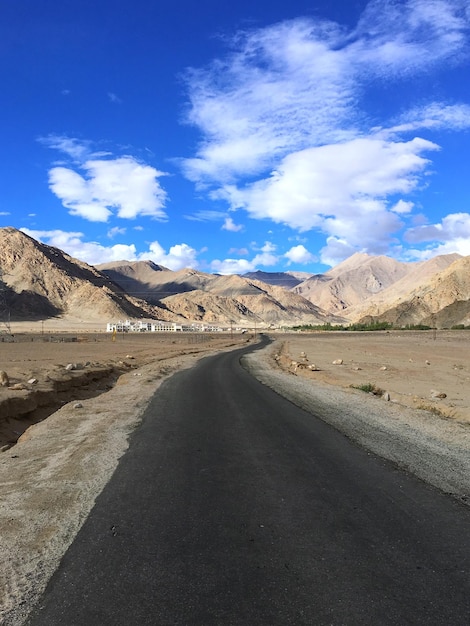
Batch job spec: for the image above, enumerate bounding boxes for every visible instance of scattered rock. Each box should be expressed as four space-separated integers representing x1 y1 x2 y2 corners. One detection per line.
65 363 75 371
125 354 135 360
308 364 320 371
9 383 27 390
73 402 83 409
0 370 9 386
382 392 391 401
353 366 362 371
431 390 447 399
27 378 38 385
380 366 388 371
425 360 431 365
332 359 343 365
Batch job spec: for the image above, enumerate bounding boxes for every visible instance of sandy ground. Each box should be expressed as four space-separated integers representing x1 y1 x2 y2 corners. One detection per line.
273 330 470 424
0 329 469 624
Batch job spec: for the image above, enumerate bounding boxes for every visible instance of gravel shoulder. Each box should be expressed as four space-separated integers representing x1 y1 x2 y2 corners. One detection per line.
242 332 470 504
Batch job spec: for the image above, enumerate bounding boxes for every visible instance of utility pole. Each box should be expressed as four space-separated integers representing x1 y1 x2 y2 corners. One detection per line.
0 268 12 337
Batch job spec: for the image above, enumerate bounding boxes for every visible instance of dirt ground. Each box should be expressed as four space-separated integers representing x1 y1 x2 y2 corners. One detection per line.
0 328 246 448
0 327 469 624
274 330 470 424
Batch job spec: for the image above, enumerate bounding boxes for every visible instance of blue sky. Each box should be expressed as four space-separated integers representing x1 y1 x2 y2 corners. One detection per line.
1 0 470 274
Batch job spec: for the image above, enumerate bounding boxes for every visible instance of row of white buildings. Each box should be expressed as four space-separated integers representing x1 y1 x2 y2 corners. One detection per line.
106 319 224 333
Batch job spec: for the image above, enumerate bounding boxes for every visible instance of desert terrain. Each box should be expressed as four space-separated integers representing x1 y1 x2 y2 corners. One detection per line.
0 328 469 624
273 329 470 424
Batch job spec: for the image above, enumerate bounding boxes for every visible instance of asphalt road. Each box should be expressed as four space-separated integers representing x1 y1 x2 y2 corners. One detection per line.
26 339 470 625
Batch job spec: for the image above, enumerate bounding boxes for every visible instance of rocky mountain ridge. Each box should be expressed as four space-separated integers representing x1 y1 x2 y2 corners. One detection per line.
1 227 468 328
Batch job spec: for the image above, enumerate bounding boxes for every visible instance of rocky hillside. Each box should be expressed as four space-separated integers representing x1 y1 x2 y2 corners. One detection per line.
99 261 339 326
0 228 170 321
292 253 414 313
1 227 468 328
353 256 470 328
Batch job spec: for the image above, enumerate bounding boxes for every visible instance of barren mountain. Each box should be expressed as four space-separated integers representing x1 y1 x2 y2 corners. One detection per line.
98 261 337 326
344 253 462 321
2 228 467 329
242 270 312 289
97 262 216 303
355 255 470 328
292 253 412 313
0 228 168 321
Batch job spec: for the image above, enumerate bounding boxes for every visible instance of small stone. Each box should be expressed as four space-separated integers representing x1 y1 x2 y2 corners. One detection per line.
125 354 135 360
332 359 343 365
382 392 391 401
65 363 75 371
73 402 83 409
431 390 447 399
9 383 27 390
353 366 362 371
425 360 431 365
27 378 38 385
379 366 387 371
0 371 9 387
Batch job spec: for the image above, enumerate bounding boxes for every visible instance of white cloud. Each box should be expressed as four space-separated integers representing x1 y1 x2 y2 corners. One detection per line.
210 241 280 274
21 229 137 265
219 137 435 256
39 135 92 162
140 241 198 270
107 226 127 238
182 1 469 186
0 211 11 216
222 217 244 232
21 229 198 270
284 245 316 265
40 136 169 223
180 1 470 259
211 258 257 275
391 200 414 214
404 212 470 257
48 156 168 222
320 237 360 267
389 103 470 134
351 0 470 79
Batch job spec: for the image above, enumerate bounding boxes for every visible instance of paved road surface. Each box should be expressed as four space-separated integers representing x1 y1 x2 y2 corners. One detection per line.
26 339 470 625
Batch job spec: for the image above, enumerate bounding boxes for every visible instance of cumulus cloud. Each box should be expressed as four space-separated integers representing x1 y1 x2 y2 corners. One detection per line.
21 229 138 265
284 245 316 265
40 136 169 223
219 136 433 255
140 241 198 270
22 229 198 270
181 0 470 260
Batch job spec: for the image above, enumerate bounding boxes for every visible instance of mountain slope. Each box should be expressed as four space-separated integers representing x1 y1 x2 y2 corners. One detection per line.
292 253 412 313
0 228 167 321
355 256 470 327
241 270 312 289
344 253 462 321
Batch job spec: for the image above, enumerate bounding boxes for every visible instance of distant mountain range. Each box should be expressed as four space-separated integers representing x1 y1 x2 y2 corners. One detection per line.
0 227 469 328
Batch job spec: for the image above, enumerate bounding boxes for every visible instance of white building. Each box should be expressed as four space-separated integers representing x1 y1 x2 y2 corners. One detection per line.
106 320 183 333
